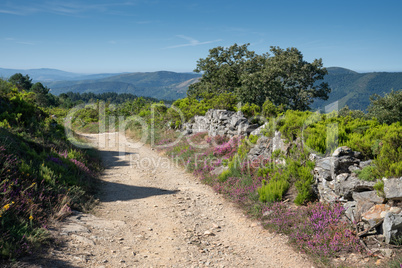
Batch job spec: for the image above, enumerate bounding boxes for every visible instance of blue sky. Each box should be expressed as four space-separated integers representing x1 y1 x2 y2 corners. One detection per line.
1 0 401 73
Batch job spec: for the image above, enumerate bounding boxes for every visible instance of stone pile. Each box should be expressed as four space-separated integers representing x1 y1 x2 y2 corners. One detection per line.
183 109 259 137
313 146 402 244
247 131 287 162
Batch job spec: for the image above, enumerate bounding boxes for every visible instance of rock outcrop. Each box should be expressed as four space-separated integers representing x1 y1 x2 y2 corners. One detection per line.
183 109 256 137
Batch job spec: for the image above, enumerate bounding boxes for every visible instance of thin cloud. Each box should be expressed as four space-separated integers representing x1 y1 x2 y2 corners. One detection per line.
165 35 222 49
0 9 23 15
16 41 35 45
0 1 138 16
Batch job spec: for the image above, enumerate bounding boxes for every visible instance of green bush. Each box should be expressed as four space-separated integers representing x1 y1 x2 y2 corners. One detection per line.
373 180 385 198
374 123 402 178
368 89 402 125
258 176 289 203
354 165 377 181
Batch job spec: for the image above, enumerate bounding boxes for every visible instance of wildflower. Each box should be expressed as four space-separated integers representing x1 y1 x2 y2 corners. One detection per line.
3 204 10 210
29 215 33 220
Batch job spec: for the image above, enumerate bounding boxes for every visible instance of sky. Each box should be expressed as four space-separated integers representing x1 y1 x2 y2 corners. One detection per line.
0 0 401 74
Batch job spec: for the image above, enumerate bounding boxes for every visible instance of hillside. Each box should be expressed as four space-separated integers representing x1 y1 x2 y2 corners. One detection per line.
312 67 402 110
44 71 202 100
0 67 122 82
2 67 401 110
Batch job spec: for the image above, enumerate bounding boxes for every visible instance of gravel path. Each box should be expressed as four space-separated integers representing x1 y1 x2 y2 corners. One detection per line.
16 132 313 268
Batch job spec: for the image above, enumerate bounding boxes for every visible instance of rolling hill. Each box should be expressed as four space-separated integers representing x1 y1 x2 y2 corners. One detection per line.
0 67 123 82
1 67 401 110
44 71 202 100
313 67 402 111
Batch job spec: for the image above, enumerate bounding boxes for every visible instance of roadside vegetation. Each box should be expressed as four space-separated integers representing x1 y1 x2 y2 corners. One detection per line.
0 79 101 260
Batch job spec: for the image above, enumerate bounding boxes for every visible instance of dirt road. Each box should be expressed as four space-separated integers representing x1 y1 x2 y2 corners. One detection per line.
19 132 313 267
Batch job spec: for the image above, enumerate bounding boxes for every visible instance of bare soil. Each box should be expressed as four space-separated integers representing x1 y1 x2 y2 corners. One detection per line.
12 132 313 268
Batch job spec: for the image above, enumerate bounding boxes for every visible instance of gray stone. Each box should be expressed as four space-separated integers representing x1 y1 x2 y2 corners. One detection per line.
353 191 384 220
360 160 373 168
352 191 384 204
210 166 228 176
344 201 357 222
332 156 359 179
332 146 354 157
383 212 402 244
250 122 267 136
314 158 333 181
371 248 393 258
337 175 375 200
384 177 402 200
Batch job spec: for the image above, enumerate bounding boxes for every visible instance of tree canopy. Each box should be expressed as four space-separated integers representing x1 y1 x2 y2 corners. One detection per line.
8 73 33 91
188 44 330 111
368 89 402 124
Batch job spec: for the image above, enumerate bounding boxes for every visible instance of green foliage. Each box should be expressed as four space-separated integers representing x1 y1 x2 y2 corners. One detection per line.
0 78 101 260
248 135 259 145
261 98 282 118
354 166 376 181
8 73 33 91
258 177 289 203
367 89 402 124
218 137 252 182
373 180 385 198
338 105 367 120
294 161 315 205
276 110 313 141
239 103 260 118
189 43 330 110
374 123 402 178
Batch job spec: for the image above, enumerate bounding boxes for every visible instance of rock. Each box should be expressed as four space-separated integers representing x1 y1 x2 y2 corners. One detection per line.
210 166 228 176
384 177 402 200
250 123 267 136
352 191 384 220
332 146 354 157
332 156 359 179
361 204 391 226
383 212 402 244
360 160 373 168
203 230 215 236
245 124 260 135
353 191 384 204
344 201 357 222
372 248 393 258
314 158 333 181
337 175 375 200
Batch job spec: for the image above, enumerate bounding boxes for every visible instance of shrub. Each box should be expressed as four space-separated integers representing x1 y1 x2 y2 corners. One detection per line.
263 202 363 259
373 180 385 198
354 165 377 181
258 176 289 203
367 89 402 125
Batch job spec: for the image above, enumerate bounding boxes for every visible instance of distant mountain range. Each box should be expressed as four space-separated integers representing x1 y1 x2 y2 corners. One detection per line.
311 67 402 111
0 67 401 110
